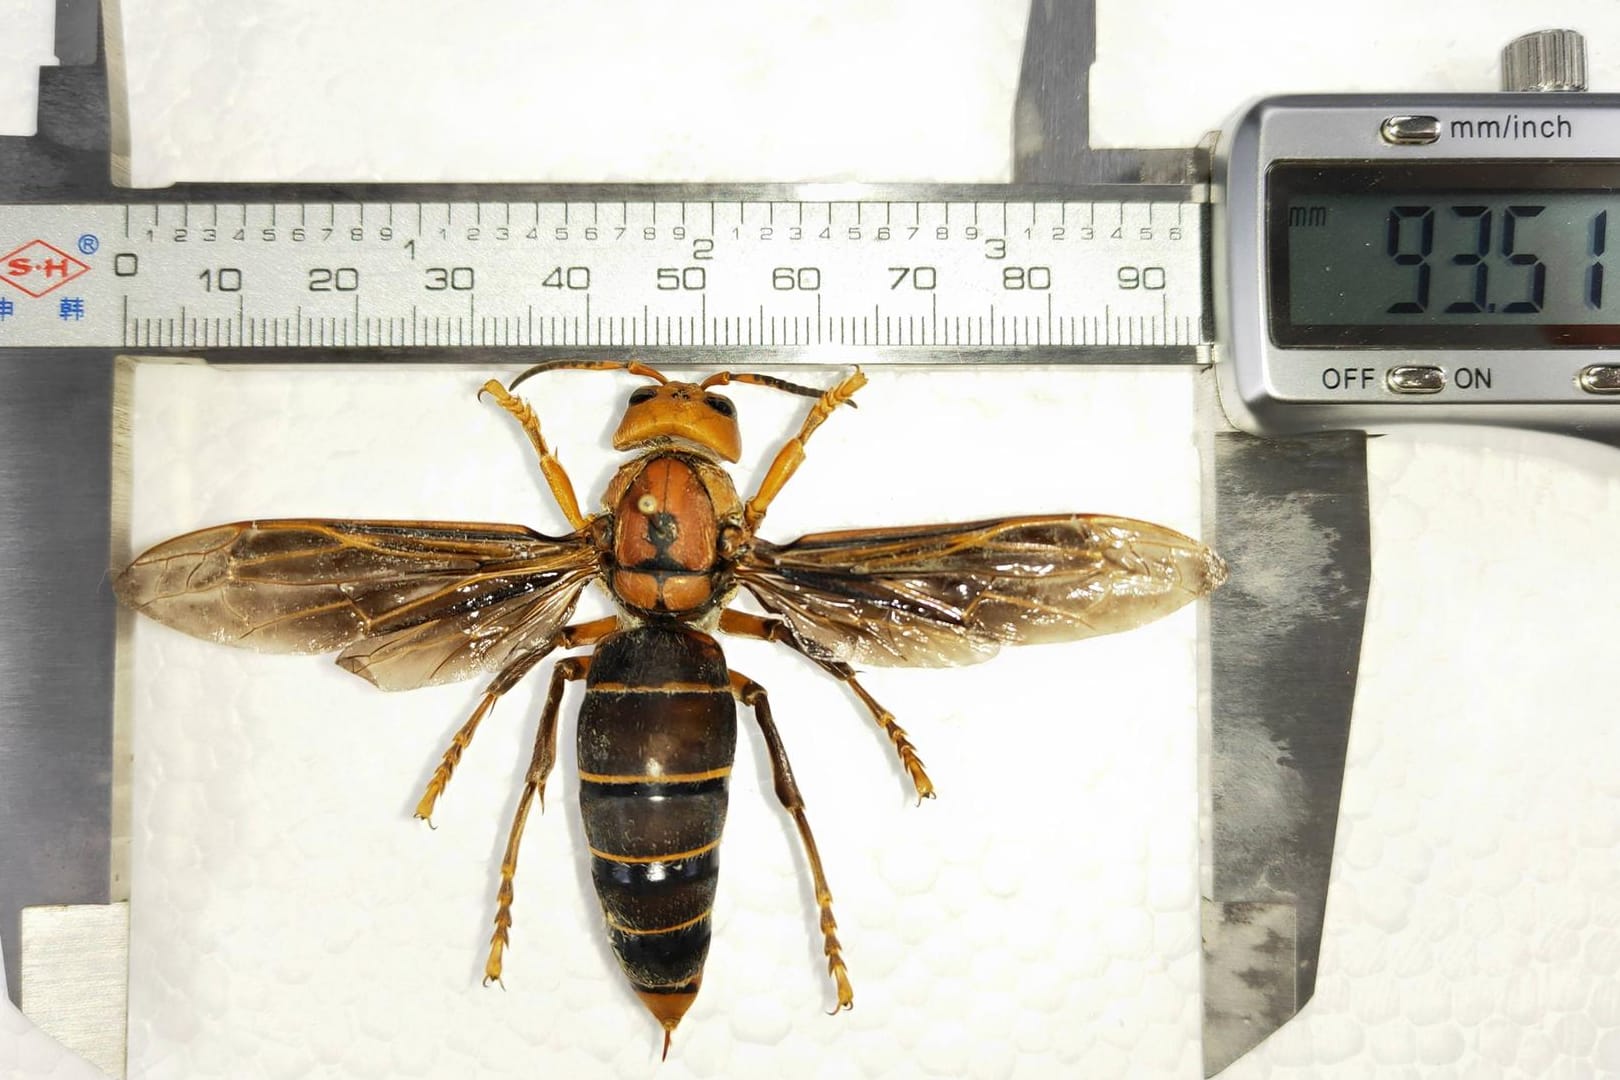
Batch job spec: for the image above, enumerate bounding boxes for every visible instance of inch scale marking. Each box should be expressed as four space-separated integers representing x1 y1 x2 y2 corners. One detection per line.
0 198 1206 355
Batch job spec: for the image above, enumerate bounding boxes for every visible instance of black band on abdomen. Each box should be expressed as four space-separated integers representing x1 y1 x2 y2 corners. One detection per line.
607 917 714 990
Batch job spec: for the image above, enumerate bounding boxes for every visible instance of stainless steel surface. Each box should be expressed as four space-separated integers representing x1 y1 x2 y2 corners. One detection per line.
1385 364 1446 393
1502 28 1588 92
0 196 1207 353
1013 0 1206 186
0 350 118 1007
1 0 126 1008
1579 364 1620 393
20 903 128 1078
1214 93 1620 439
53 0 100 68
1377 114 1440 144
1201 430 1370 1077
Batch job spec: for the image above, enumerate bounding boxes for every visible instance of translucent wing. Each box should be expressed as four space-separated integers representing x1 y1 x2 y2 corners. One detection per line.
116 519 599 690
736 515 1226 667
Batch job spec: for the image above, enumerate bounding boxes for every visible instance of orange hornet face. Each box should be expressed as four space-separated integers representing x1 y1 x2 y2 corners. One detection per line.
612 381 742 462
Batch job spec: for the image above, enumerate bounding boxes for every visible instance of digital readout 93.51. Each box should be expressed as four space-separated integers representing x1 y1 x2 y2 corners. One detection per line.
1269 163 1620 347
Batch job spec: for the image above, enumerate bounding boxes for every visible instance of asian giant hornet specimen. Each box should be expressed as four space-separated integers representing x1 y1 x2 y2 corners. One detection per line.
115 362 1227 1055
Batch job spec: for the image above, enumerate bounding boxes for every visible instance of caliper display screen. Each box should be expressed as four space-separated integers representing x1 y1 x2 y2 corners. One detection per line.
1269 161 1620 347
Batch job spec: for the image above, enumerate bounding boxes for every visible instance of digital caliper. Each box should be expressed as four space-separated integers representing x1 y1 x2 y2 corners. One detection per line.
1217 29 1620 440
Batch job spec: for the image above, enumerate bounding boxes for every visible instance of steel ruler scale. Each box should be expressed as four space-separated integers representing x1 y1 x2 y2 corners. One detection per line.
0 192 1206 354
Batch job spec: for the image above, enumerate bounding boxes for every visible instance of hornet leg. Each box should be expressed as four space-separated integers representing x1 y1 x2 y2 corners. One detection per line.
719 609 933 801
416 617 618 822
480 379 590 530
730 670 854 1012
743 369 866 530
485 654 592 985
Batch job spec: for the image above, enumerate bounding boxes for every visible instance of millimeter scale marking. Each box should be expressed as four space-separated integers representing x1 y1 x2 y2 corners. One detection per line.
0 193 1208 356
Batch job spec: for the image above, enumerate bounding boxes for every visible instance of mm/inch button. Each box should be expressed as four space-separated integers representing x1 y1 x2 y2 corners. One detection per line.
1380 115 1441 145
1578 365 1620 394
1386 365 1445 394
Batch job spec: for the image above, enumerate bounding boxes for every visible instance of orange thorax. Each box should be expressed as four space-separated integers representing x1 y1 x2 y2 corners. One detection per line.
608 455 733 615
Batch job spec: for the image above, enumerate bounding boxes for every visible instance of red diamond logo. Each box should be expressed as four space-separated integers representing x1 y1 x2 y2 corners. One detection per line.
0 240 91 298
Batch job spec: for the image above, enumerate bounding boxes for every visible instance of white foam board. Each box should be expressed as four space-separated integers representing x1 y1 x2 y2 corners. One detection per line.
119 363 1204 1079
1093 0 1620 149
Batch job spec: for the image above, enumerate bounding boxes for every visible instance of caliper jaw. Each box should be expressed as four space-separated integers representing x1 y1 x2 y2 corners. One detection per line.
1200 431 1370 1075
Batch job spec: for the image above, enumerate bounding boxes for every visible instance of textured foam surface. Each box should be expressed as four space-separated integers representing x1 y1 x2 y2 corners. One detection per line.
121 364 1205 1078
0 1 53 137
1093 1 1620 148
111 0 1026 187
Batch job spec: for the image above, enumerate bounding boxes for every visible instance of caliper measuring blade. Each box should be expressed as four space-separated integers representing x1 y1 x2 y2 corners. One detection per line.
1201 431 1371 1076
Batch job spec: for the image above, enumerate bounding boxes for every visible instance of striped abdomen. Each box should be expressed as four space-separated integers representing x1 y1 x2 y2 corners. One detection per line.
577 625 736 1038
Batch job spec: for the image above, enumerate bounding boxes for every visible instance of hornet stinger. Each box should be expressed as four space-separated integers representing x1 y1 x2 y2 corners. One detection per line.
117 362 1227 1055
